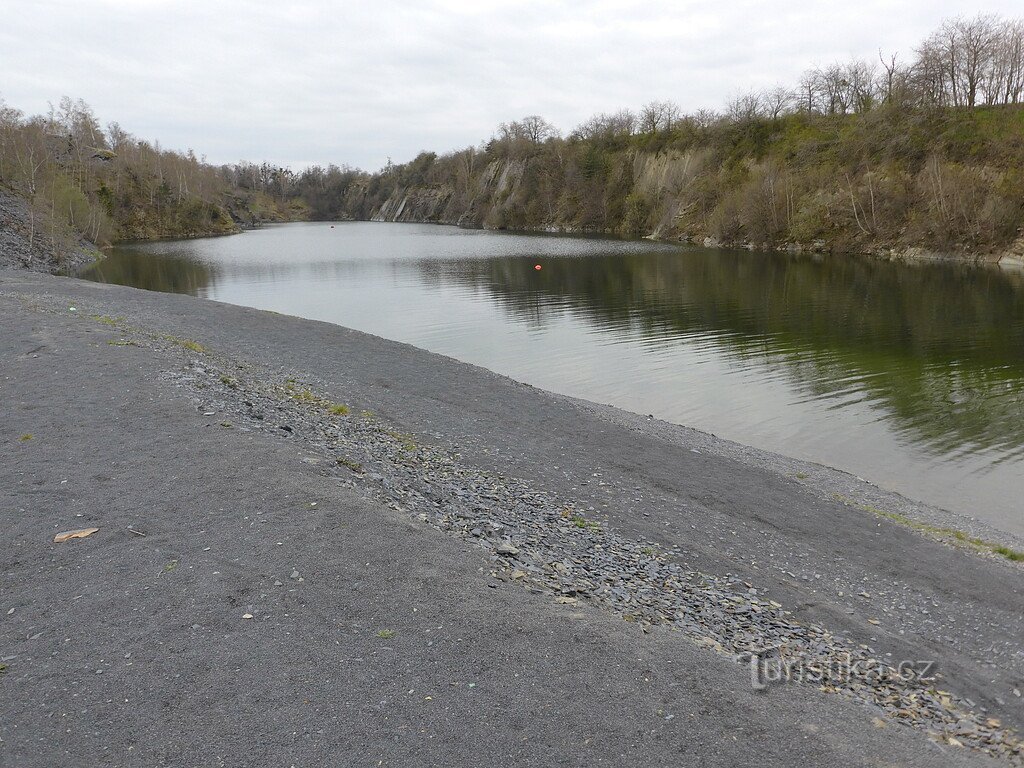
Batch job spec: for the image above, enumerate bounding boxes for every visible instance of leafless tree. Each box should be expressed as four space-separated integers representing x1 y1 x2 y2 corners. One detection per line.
762 86 793 119
725 91 763 122
638 100 681 133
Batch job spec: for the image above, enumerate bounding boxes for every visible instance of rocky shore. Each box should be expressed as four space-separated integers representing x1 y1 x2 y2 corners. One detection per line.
2 268 1023 766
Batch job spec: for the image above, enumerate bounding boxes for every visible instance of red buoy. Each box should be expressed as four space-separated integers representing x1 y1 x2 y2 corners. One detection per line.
534 264 542 271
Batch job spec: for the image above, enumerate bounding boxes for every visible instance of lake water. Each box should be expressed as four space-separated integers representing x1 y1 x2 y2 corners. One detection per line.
79 222 1024 536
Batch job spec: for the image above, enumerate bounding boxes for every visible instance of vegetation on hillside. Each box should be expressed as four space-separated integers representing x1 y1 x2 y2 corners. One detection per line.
1 13 1023 262
364 14 1024 257
0 97 366 262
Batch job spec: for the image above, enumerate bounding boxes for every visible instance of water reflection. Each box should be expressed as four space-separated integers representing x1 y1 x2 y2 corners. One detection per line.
424 253 1024 462
78 223 1024 533
83 247 216 295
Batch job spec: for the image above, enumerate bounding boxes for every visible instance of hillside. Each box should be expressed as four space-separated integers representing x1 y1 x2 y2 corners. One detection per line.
2 15 1023 268
357 106 1024 267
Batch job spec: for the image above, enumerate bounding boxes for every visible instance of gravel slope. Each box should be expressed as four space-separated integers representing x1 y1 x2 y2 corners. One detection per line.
0 191 98 273
2 269 1022 766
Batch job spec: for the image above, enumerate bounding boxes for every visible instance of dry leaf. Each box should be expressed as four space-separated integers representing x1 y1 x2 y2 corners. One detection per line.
53 528 99 543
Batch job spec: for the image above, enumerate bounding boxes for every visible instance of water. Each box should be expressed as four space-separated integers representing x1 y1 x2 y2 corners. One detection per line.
79 222 1024 536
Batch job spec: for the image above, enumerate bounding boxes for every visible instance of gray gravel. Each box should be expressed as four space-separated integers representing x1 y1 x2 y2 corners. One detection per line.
2 269 1023 767
159 346 1021 759
0 190 97 273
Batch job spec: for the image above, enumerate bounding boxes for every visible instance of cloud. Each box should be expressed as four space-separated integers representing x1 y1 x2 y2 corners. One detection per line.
2 0 1020 170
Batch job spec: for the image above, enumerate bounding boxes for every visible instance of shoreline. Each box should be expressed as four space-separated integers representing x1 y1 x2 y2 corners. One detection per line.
2 267 1023 765
72 221 1024 538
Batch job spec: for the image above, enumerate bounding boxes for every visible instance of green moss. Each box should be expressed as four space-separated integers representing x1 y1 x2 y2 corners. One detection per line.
18 434 32 442
219 375 238 389
329 403 351 416
375 629 395 639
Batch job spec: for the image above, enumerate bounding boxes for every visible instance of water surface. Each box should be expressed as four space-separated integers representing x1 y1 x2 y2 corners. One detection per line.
80 222 1024 536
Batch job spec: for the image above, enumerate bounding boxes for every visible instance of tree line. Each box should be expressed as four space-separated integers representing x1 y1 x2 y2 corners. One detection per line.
0 96 367 257
1 13 1022 260
367 14 1024 255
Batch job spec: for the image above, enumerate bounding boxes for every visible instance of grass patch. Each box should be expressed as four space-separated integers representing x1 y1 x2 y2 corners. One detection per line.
336 457 363 472
18 434 32 442
994 546 1024 562
292 388 321 403
385 429 418 452
834 493 1024 564
89 314 123 326
0 663 7 674
220 375 238 389
281 382 352 418
164 335 207 354
571 515 601 531
375 629 395 639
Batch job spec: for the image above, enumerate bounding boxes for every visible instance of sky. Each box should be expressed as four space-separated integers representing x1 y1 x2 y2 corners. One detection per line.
2 0 1021 171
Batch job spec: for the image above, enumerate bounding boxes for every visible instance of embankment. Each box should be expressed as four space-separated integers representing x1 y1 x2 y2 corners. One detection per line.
2 265 1023 765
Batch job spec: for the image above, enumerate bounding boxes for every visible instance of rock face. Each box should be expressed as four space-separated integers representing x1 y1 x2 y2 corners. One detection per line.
371 186 458 225
998 237 1024 270
0 190 97 273
369 159 531 229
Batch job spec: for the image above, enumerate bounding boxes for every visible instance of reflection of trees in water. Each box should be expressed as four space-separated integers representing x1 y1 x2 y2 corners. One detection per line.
419 250 1024 460
79 247 216 296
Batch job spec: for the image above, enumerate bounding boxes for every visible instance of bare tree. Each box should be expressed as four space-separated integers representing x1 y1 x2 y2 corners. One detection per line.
762 86 793 119
639 100 681 133
725 91 763 122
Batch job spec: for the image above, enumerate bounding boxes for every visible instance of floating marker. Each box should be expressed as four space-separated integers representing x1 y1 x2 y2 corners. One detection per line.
534 264 542 271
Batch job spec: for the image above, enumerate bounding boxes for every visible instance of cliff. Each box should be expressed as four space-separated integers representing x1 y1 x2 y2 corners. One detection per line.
357 106 1024 267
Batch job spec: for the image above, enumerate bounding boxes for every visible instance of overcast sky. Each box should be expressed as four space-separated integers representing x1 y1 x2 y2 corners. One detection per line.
2 0 1020 171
